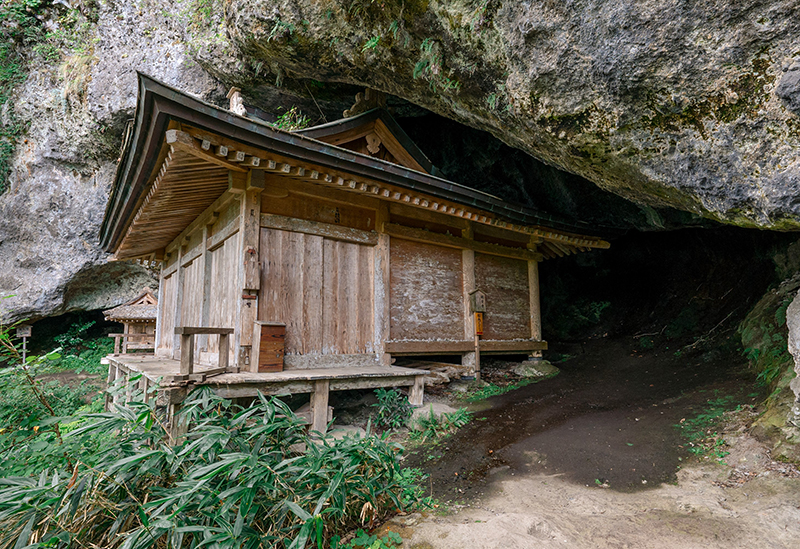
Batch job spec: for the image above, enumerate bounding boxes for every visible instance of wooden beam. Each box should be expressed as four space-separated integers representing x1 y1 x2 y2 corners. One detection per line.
207 221 239 252
175 327 235 335
166 130 248 172
385 223 543 262
389 202 469 231
386 341 474 354
260 213 379 246
165 191 240 255
385 339 548 354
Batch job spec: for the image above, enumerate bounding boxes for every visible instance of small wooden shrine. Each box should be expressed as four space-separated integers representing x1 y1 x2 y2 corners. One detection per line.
103 289 158 354
99 75 609 435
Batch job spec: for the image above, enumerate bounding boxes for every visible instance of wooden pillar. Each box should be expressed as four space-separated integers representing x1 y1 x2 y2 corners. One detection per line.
180 333 194 375
154 258 166 356
166 387 189 443
374 201 391 365
111 365 121 406
462 223 478 375
139 376 150 404
105 363 116 410
409 376 424 407
172 243 186 361
528 259 542 358
235 170 263 370
199 221 215 354
311 379 330 434
218 332 230 370
122 322 130 354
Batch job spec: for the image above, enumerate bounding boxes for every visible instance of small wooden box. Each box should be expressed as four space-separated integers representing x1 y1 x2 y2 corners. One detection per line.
253 321 286 372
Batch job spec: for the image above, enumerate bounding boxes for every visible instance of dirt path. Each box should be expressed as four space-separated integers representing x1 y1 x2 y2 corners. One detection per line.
391 464 800 549
392 338 800 548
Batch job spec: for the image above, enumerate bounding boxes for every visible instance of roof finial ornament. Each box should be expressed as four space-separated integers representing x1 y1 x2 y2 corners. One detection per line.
343 88 387 118
226 87 247 117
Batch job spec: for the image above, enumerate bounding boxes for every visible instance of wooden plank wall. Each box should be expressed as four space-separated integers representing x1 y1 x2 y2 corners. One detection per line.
158 271 177 354
258 228 374 355
474 252 531 339
155 196 243 365
207 232 240 358
389 239 464 340
181 257 204 340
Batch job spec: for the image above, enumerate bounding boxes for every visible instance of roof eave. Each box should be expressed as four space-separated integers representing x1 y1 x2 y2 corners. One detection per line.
100 74 610 254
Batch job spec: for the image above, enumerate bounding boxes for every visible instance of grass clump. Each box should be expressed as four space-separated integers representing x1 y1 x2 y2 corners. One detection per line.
462 372 558 402
409 407 471 443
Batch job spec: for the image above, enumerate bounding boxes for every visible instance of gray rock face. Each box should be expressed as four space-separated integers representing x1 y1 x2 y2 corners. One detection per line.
206 0 800 229
784 292 800 428
0 2 223 321
776 63 800 113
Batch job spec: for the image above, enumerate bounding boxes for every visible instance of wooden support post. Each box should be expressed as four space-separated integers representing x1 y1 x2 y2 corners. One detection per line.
172 244 186 361
112 365 121 405
409 376 424 407
125 371 132 404
168 403 187 441
462 248 478 377
374 222 391 365
105 363 115 410
311 379 330 435
218 333 230 371
528 259 542 358
122 323 130 354
113 335 121 356
235 170 263 369
140 376 150 404
180 334 194 375
199 223 213 352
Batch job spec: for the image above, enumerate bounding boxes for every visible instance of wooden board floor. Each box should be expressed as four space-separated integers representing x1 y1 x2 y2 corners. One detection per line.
106 355 427 398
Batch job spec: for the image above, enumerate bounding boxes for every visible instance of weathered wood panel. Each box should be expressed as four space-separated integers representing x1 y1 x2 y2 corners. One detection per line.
389 239 464 341
261 194 375 231
207 232 240 360
259 228 374 357
180 257 204 344
474 252 530 340
158 272 177 354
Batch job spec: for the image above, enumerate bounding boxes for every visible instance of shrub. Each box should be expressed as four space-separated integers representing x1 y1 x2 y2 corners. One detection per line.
372 388 413 431
0 387 423 548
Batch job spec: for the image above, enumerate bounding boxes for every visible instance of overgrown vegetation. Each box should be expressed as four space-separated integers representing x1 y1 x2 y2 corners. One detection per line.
0 316 426 547
271 106 311 131
409 407 471 442
740 292 795 388
372 388 413 431
0 386 424 548
461 372 558 402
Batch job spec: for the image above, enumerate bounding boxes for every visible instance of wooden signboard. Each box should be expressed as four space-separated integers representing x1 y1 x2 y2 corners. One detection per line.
253 321 286 372
16 325 32 338
474 312 484 336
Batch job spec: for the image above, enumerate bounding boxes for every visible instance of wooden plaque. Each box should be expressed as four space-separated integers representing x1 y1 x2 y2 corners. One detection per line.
253 321 286 372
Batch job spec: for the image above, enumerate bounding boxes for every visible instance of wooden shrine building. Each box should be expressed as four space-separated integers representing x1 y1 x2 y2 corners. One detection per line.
103 289 158 354
99 75 609 435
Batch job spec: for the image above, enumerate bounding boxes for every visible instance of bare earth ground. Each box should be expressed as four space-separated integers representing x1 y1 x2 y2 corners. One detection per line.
383 338 800 548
